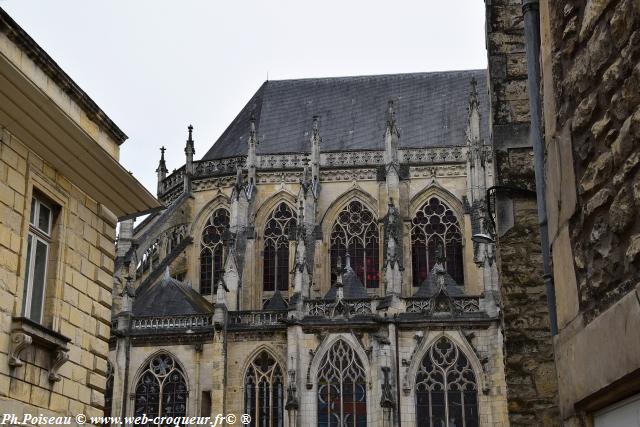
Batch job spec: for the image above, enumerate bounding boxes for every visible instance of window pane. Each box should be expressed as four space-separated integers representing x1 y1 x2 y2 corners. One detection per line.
29 198 36 225
21 235 33 315
38 203 51 234
29 239 48 323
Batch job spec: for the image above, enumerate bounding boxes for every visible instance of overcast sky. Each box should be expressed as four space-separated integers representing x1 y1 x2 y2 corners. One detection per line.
2 0 487 194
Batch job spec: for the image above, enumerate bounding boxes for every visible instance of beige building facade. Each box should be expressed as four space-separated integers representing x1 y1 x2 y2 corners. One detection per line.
0 8 160 426
109 72 512 426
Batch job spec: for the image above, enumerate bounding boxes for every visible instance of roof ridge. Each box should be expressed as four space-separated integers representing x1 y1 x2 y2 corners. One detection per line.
264 69 487 84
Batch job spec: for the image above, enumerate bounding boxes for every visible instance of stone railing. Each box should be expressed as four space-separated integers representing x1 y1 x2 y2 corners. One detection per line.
195 157 245 177
228 310 287 326
158 167 185 195
305 299 375 317
405 296 481 314
131 314 213 331
399 147 465 164
157 146 473 197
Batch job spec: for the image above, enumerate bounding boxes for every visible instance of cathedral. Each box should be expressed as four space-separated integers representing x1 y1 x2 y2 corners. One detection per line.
108 70 510 427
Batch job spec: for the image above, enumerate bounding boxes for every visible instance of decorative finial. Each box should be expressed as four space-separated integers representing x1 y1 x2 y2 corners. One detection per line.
312 115 319 135
188 124 193 141
345 252 352 270
469 77 479 110
160 146 166 157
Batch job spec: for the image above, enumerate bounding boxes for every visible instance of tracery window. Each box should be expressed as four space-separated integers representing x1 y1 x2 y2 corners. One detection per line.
263 203 296 292
330 201 379 288
200 209 230 295
415 337 478 427
411 197 463 286
103 362 114 425
244 351 284 427
134 354 188 425
317 339 367 427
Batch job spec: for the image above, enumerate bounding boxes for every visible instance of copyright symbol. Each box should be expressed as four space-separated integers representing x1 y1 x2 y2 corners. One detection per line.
226 414 237 424
76 414 86 424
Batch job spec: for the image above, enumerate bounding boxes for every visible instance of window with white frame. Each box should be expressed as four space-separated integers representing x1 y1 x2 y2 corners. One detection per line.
22 195 54 324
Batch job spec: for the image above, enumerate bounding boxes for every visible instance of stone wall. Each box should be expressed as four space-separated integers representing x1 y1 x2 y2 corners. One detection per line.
485 0 560 425
0 127 116 425
540 0 640 422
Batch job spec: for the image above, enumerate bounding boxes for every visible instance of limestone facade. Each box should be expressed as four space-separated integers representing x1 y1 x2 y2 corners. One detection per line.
0 8 160 426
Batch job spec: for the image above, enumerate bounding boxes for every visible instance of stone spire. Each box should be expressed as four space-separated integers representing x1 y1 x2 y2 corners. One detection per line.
384 100 401 217
384 100 400 166
383 199 403 296
292 200 310 300
247 113 258 193
466 78 485 203
310 116 321 194
184 125 195 193
156 146 168 196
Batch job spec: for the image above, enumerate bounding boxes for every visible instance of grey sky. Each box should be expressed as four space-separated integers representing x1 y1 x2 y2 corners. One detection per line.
2 0 487 194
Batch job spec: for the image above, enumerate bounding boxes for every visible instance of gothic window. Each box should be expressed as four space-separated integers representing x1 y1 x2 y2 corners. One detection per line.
330 201 379 288
134 354 188 425
317 339 367 427
411 197 463 286
263 203 296 292
200 209 230 295
244 351 284 427
103 362 114 425
415 337 478 427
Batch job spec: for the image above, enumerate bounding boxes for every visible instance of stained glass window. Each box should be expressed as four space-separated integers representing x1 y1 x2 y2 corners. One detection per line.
200 209 230 295
244 351 284 427
263 203 296 292
415 337 478 427
330 201 379 288
134 354 188 426
317 339 367 427
411 197 464 286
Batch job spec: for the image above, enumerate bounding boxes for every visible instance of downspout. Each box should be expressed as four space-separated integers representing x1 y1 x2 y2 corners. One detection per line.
522 0 558 336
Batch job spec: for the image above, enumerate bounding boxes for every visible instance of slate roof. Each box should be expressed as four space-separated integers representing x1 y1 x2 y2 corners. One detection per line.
413 265 464 298
133 268 213 317
325 257 369 301
202 70 489 160
264 290 288 310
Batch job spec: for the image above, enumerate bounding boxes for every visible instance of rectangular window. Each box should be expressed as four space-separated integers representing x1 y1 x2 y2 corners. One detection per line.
594 393 640 427
22 196 53 324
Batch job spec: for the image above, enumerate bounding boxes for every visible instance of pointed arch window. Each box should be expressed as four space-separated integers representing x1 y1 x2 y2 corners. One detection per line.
263 203 296 292
415 337 478 427
200 208 230 295
411 197 463 286
134 354 188 423
317 339 367 427
330 201 379 288
244 351 284 427
103 362 114 425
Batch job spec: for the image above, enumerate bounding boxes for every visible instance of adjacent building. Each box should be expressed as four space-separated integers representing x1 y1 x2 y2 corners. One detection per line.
538 0 640 425
0 8 160 425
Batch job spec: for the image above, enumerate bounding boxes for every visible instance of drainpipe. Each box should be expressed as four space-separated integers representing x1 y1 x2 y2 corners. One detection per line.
522 0 558 336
